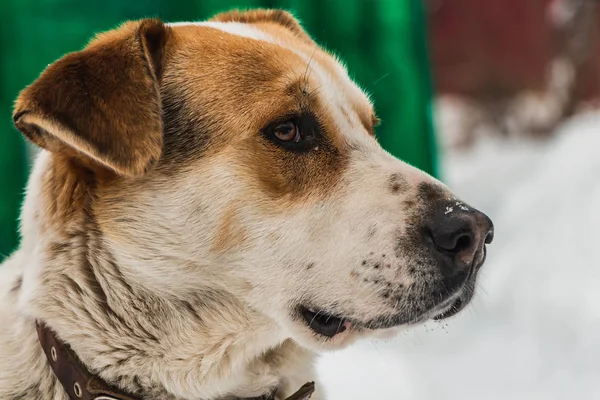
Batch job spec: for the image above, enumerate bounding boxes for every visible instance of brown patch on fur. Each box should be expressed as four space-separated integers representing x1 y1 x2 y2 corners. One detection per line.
237 134 345 202
211 207 247 253
12 19 170 177
157 26 304 169
158 25 349 202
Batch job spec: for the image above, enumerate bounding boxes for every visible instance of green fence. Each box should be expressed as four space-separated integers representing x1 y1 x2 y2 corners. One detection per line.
0 0 437 261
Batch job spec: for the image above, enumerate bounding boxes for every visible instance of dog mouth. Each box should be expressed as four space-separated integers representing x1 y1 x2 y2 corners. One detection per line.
297 250 486 335
297 290 469 337
298 306 352 338
298 278 474 335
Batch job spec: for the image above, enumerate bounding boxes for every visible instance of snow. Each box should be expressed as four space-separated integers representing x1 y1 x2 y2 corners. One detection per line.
317 112 600 400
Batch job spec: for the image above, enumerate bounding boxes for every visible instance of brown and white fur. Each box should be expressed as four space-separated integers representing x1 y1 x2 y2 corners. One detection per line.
0 10 493 400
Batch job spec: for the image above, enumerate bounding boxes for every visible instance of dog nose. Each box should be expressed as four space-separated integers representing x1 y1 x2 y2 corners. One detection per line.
426 202 494 273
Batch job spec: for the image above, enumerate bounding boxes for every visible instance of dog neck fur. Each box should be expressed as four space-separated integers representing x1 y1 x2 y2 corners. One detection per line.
0 150 317 400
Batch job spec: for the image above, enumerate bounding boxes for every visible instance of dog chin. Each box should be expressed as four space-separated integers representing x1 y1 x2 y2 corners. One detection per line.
291 301 470 351
282 317 360 352
285 309 424 352
287 311 429 352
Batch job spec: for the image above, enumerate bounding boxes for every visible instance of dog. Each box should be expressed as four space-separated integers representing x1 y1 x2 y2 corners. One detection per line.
0 9 494 400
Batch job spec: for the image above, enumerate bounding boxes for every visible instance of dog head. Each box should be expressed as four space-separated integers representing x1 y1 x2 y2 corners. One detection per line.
13 11 493 351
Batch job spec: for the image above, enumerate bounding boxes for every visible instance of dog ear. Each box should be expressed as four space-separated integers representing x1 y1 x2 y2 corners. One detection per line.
13 19 170 177
211 9 314 43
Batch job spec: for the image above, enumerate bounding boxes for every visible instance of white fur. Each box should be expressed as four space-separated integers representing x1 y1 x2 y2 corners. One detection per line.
168 21 276 43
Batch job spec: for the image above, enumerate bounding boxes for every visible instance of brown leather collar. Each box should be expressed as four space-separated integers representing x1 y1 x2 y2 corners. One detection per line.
36 321 315 400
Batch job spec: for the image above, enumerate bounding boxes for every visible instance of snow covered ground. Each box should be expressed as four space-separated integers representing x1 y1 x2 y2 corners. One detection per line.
317 112 600 400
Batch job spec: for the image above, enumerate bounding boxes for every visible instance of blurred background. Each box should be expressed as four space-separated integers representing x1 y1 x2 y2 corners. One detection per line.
1 0 599 399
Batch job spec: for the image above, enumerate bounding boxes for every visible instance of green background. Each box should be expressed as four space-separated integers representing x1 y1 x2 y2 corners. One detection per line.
0 0 437 261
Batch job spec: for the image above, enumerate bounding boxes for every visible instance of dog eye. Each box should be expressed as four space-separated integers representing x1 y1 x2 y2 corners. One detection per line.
272 120 301 143
263 114 319 152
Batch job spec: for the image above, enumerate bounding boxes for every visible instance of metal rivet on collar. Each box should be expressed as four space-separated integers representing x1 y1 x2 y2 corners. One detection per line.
73 382 83 398
50 346 57 362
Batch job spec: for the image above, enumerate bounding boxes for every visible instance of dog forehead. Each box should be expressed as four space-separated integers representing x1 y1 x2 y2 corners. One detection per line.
166 21 307 82
166 21 375 144
166 20 341 85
